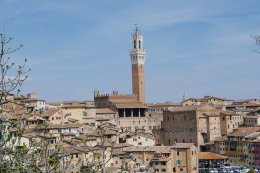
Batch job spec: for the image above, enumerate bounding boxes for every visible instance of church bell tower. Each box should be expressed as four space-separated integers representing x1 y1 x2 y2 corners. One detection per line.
130 26 146 103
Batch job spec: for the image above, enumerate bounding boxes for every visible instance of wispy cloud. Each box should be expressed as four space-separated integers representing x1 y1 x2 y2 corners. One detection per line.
1 0 260 102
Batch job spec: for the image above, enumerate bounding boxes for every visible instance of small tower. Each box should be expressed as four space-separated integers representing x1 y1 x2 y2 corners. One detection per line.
130 26 146 103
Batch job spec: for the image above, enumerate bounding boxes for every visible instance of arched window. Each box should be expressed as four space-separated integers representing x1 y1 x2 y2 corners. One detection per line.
134 40 136 49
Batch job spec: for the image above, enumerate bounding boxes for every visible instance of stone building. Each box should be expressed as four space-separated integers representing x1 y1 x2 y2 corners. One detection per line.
61 101 95 123
123 143 198 173
219 110 243 135
181 96 233 107
148 102 179 131
207 127 260 167
161 105 221 151
41 109 65 124
225 99 260 115
244 115 260 127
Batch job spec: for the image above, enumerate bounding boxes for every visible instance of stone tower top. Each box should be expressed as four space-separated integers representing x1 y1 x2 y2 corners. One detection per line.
130 26 146 65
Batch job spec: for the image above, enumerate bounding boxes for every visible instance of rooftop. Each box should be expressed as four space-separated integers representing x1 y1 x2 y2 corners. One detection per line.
227 127 260 137
41 109 59 118
198 152 228 160
96 108 116 114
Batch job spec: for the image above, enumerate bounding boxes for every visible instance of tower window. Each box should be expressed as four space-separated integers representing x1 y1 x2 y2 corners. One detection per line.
134 40 136 49
139 40 141 49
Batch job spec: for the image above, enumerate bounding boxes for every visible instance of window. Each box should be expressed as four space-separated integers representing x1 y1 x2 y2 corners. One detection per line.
177 151 179 156
138 142 142 145
161 169 166 172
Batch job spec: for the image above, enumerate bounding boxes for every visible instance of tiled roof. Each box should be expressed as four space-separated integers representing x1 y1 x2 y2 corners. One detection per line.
245 115 260 119
61 101 94 108
227 127 260 137
112 148 127 155
198 152 228 160
173 105 216 112
41 109 59 118
114 102 148 109
123 146 146 152
25 114 44 121
114 143 133 148
127 132 154 139
96 108 115 114
87 129 117 137
61 132 75 136
123 143 194 153
106 167 121 173
171 143 195 149
203 113 219 117
220 111 235 116
68 117 79 122
38 123 83 129
147 102 179 107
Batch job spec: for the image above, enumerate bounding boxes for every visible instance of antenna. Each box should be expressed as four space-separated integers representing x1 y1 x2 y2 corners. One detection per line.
134 23 139 33
183 92 186 101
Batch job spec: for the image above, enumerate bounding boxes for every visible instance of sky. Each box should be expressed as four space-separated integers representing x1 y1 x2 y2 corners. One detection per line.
0 0 260 103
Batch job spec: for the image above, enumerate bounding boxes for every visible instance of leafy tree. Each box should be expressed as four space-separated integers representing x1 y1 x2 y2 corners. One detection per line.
0 32 63 173
0 32 31 172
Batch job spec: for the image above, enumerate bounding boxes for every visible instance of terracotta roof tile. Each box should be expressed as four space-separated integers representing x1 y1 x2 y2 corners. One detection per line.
41 109 59 118
96 108 116 114
198 152 228 160
227 127 260 137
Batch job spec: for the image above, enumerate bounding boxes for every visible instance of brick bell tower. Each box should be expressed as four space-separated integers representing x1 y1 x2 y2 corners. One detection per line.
130 26 146 103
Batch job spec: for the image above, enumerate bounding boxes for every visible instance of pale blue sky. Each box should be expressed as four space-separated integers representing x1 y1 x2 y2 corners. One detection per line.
1 0 260 103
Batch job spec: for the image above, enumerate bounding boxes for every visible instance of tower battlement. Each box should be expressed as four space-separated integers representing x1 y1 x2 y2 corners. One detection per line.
94 90 137 99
